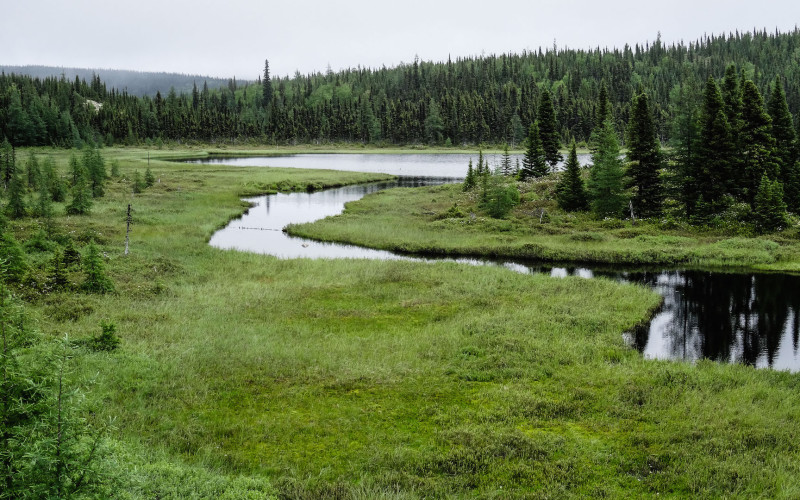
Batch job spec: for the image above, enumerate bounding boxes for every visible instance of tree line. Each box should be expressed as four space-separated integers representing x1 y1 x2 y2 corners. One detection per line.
463 70 799 232
1 29 800 147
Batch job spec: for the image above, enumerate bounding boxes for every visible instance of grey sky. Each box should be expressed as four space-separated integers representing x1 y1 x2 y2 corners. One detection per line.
2 0 798 80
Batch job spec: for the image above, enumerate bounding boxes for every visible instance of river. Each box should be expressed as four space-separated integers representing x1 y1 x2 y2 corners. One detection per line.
196 154 800 371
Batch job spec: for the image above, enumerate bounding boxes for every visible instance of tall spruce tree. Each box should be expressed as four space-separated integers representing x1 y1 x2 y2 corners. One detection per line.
5 170 26 219
500 144 513 176
626 92 663 217
537 89 562 168
65 166 92 215
83 147 106 198
556 143 588 211
740 79 779 205
463 159 476 191
262 59 273 108
520 122 549 180
767 76 800 212
669 78 702 217
694 76 735 215
588 117 627 217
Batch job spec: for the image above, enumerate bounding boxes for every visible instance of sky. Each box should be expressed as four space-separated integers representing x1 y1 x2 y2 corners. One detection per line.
2 0 798 80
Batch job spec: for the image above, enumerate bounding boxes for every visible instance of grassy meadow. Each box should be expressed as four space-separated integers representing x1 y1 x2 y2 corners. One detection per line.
288 180 800 273
10 147 800 498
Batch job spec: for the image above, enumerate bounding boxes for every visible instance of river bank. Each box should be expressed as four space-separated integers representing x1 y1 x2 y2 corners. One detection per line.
11 148 800 497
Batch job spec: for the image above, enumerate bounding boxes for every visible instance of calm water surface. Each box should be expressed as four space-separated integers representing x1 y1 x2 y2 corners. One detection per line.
189 152 591 177
201 155 800 371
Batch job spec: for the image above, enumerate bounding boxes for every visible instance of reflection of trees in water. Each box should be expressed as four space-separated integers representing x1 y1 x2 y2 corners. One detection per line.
630 270 800 368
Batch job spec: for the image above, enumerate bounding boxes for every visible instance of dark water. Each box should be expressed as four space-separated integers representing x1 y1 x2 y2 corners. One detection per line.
200 155 800 371
187 152 591 177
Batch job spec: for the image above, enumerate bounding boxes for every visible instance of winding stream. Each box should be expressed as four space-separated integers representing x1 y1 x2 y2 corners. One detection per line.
199 154 800 372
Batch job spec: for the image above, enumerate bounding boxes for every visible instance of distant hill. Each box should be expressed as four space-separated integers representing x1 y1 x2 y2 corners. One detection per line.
0 65 253 97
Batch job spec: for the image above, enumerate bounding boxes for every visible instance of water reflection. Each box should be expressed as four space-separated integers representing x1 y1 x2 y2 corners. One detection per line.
518 266 800 371
207 170 800 371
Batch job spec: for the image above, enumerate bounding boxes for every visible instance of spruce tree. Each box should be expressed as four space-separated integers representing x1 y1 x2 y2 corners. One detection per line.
5 169 26 219
500 144 513 176
24 152 40 191
83 147 106 198
556 143 588 212
463 159 476 191
669 78 702 218
0 138 14 189
767 76 800 213
537 89 562 168
81 241 113 294
694 77 735 215
752 173 788 232
626 92 663 217
520 122 549 180
0 212 27 282
144 167 155 188
740 80 779 205
262 59 272 108
65 167 92 215
588 117 627 218
42 158 66 203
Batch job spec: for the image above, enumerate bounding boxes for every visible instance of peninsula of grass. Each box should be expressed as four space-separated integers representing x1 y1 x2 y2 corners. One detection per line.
287 180 800 273
10 148 800 498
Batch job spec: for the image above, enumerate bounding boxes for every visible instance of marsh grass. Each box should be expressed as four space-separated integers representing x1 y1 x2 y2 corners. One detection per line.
13 147 800 498
289 182 800 271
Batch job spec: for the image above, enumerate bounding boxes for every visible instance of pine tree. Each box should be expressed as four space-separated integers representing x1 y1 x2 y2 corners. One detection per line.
262 59 273 108
669 78 702 218
626 92 663 217
0 138 14 189
48 250 69 291
520 122 548 180
65 167 92 215
83 147 106 198
767 76 800 212
24 152 40 190
752 173 788 232
740 79 779 205
62 239 81 268
5 170 26 219
144 167 155 188
588 117 627 218
537 89 562 168
556 143 588 212
463 159 476 191
81 241 113 294
0 213 27 282
500 144 513 176
694 77 735 215
42 158 66 203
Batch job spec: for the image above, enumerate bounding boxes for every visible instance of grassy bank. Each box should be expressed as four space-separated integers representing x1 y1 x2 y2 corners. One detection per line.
288 181 800 272
12 148 800 498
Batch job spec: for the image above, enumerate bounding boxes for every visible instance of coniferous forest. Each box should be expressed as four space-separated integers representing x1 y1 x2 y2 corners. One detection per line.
2 29 800 148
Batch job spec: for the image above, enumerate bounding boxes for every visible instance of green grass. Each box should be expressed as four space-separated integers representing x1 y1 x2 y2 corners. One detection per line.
288 181 800 272
13 147 800 498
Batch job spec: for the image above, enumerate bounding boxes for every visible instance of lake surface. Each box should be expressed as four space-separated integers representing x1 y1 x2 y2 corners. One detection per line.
201 154 800 371
189 152 592 178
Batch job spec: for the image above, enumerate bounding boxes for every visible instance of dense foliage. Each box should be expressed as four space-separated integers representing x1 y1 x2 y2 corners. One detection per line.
2 29 800 147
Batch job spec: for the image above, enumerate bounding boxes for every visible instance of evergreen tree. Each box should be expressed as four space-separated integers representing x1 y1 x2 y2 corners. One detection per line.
590 82 612 153
62 239 81 268
424 99 444 144
752 173 788 232
42 158 66 203
132 171 146 193
35 176 54 226
556 143 588 212
520 122 548 180
463 159 476 191
83 147 106 198
740 79 779 205
24 152 40 190
0 139 15 190
81 241 114 294
537 89 562 168
500 144 513 176
5 170 26 219
262 59 272 108
48 250 69 291
669 78 702 217
0 214 27 282
694 77 735 215
626 92 663 217
144 167 155 188
588 117 627 217
767 76 800 212
65 167 92 215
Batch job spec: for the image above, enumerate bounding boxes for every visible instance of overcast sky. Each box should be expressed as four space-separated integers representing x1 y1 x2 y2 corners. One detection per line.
2 0 798 80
